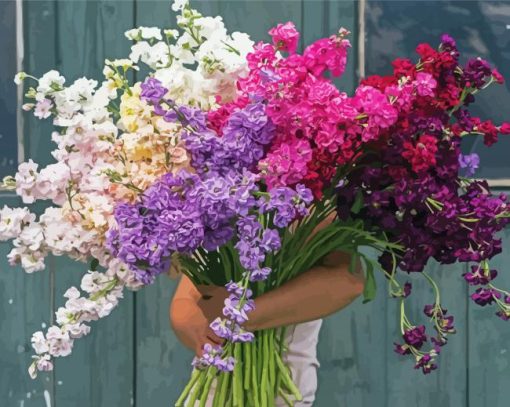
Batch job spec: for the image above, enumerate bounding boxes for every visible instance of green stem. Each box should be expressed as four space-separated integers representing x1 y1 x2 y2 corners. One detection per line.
175 369 201 407
243 342 251 391
217 370 231 407
199 369 216 407
233 344 244 407
251 339 261 407
187 369 209 407
275 351 302 402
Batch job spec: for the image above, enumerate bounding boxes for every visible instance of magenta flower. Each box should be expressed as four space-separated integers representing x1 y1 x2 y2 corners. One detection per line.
268 22 300 54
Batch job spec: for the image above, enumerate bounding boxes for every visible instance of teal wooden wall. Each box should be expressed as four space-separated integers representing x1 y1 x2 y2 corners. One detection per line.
1 1 509 406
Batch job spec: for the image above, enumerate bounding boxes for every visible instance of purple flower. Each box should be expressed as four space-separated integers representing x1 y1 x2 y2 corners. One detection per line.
210 318 232 339
471 287 500 306
458 153 479 177
249 267 272 282
463 265 497 286
214 356 236 372
260 229 281 253
140 78 168 104
403 325 427 349
223 295 255 325
414 353 437 374
394 342 411 355
403 282 412 298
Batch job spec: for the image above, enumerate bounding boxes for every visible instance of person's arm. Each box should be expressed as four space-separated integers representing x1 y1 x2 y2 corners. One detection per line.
169 275 226 356
169 217 365 354
243 250 364 331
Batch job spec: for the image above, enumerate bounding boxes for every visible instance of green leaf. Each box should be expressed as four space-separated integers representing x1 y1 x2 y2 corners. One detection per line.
90 258 99 271
361 258 377 304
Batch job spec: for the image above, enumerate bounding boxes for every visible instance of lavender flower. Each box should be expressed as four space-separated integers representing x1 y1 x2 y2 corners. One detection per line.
140 78 168 104
458 153 480 177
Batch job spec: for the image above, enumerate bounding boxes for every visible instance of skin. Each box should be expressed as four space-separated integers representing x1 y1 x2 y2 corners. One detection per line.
169 216 366 356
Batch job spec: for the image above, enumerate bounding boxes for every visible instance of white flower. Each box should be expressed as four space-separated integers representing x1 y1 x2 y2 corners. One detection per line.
37 70 65 95
8 245 46 273
36 162 70 203
55 306 73 325
34 98 53 119
14 72 26 85
172 0 188 12
65 322 91 339
46 326 73 357
164 29 179 39
0 206 34 241
35 355 54 372
195 16 226 40
124 28 141 41
18 223 45 251
140 26 162 41
31 331 49 355
63 287 81 300
15 159 39 204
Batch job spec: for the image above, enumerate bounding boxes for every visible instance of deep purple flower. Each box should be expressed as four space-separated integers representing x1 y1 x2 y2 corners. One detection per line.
394 342 411 355
463 265 497 286
414 353 437 374
403 282 412 298
403 325 427 349
471 287 501 306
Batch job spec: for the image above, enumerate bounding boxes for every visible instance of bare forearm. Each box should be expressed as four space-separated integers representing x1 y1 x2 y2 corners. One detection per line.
244 261 364 331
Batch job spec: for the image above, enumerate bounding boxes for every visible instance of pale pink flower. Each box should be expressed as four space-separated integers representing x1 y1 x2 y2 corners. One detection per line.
34 98 53 119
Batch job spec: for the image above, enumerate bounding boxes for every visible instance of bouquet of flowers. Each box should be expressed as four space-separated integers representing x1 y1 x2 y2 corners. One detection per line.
2 0 510 405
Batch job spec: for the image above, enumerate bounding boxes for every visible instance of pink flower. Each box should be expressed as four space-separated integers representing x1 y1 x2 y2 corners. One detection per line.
414 72 437 97
303 32 350 78
492 68 504 84
353 86 398 136
268 22 300 54
260 138 312 188
34 98 53 119
499 122 510 135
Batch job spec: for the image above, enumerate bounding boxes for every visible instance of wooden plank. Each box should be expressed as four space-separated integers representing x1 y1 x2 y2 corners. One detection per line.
36 1 136 406
385 261 468 407
0 1 59 405
316 263 389 407
468 221 510 407
0 195 56 407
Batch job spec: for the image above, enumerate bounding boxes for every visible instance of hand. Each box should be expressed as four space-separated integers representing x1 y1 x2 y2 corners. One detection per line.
170 285 228 357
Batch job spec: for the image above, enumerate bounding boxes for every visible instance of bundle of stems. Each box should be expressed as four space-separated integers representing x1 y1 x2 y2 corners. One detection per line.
175 199 402 406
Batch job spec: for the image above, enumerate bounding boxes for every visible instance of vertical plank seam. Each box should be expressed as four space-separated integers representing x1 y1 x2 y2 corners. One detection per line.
357 0 366 80
16 0 25 165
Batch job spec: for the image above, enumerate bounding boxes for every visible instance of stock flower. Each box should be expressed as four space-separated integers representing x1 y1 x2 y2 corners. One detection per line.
458 153 480 177
268 22 300 54
403 325 427 349
471 287 501 306
463 265 497 286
